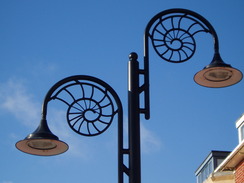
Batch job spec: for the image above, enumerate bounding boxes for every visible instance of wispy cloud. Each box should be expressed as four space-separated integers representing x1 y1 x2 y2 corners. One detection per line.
0 78 40 128
141 122 162 153
0 78 91 159
123 117 162 154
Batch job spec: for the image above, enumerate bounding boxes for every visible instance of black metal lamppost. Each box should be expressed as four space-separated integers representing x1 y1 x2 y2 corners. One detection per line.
16 9 242 183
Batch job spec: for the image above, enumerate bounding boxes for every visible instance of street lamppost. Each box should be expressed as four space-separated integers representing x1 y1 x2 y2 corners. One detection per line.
16 8 242 183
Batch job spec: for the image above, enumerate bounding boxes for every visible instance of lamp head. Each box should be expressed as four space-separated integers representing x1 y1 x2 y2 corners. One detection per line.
194 53 243 88
16 119 69 156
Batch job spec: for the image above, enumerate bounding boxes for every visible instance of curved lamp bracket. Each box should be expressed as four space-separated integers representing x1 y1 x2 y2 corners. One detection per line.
16 75 124 157
16 75 126 182
144 8 219 63
42 75 123 137
139 8 242 120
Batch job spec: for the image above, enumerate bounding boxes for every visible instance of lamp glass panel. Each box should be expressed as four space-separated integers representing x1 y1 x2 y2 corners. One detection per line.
203 68 232 82
27 139 57 150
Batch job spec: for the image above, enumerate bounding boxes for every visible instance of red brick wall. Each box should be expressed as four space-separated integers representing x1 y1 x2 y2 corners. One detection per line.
235 159 244 183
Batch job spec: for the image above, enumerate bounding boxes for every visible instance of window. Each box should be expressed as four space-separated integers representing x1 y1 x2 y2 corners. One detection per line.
236 114 244 143
241 124 244 142
195 151 230 183
196 159 213 183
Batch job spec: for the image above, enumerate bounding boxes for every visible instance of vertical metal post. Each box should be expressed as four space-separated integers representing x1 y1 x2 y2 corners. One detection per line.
128 52 141 183
118 108 124 183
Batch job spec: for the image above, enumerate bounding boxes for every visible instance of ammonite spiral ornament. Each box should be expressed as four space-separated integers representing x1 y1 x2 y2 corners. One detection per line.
47 75 119 136
147 9 210 63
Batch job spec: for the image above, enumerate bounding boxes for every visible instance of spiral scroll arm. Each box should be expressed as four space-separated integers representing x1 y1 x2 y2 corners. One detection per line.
41 75 122 137
146 9 218 63
41 75 126 182
140 8 221 119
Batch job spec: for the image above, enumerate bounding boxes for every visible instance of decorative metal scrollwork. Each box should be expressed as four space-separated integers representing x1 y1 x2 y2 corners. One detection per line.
43 75 120 137
147 10 211 63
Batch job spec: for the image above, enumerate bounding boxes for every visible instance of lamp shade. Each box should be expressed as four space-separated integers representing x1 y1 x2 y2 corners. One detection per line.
16 119 69 156
194 53 243 88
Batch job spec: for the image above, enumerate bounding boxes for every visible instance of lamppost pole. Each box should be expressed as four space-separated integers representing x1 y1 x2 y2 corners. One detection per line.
15 8 242 183
128 52 141 183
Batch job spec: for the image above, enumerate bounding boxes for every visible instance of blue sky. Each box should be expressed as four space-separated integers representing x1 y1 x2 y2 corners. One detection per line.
0 0 244 183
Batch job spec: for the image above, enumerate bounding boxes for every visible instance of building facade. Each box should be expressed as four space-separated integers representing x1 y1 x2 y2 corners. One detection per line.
195 114 244 183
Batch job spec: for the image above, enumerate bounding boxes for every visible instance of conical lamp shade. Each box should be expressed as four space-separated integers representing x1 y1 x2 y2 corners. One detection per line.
194 53 243 88
16 119 69 156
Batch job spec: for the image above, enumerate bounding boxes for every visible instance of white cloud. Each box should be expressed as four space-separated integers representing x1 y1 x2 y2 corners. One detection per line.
0 78 40 128
0 78 91 159
141 122 162 154
123 117 162 154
